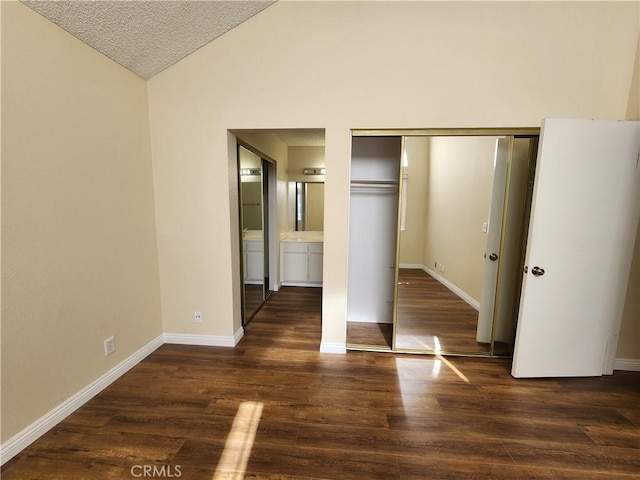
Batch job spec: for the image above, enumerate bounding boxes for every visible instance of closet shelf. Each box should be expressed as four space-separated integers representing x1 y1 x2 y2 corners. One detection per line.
350 179 399 185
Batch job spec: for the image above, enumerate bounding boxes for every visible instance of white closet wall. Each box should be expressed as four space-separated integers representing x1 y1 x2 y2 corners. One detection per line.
347 137 402 324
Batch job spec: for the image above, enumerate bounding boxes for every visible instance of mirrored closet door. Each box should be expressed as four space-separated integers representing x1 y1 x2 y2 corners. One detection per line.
346 131 539 357
238 145 273 324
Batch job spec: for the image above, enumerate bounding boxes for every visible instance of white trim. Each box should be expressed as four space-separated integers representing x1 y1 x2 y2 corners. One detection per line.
280 282 322 288
320 342 347 354
163 332 239 348
423 266 480 311
0 334 164 466
233 327 245 345
613 358 640 372
399 263 423 269
347 318 393 324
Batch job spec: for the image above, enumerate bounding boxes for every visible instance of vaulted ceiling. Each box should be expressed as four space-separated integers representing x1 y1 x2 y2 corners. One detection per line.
22 0 276 80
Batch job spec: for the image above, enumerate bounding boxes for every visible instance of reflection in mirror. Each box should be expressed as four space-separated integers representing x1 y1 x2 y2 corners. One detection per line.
294 182 324 231
238 146 265 322
287 145 325 232
394 135 536 356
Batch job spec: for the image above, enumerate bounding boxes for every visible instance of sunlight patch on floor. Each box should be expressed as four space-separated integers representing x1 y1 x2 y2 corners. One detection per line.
413 337 471 384
213 401 264 480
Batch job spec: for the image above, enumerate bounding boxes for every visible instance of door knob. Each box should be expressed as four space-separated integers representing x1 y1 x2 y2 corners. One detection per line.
489 253 498 261
531 266 545 277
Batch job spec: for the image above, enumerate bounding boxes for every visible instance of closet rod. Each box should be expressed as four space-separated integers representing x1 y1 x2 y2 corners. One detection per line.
350 179 399 186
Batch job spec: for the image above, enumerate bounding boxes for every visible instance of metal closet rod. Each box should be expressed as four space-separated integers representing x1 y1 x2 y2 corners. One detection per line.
350 179 399 185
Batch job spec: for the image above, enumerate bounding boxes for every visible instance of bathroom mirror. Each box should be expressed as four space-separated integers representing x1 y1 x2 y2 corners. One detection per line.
294 181 324 231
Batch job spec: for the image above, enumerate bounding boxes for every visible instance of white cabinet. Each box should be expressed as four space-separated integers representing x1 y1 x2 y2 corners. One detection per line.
281 241 323 286
308 243 324 283
244 240 263 284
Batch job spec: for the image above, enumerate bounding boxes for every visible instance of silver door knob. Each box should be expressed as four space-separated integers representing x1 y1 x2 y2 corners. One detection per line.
489 253 498 261
531 266 545 276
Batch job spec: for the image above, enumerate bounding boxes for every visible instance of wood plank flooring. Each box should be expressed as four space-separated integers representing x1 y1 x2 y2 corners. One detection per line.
3 286 639 479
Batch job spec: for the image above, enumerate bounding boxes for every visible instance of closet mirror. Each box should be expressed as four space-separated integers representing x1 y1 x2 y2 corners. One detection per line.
238 145 270 322
347 131 538 357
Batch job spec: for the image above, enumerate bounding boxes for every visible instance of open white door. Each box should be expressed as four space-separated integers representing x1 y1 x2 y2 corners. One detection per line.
512 119 639 378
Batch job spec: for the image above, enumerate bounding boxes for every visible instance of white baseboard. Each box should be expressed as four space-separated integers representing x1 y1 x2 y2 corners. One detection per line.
0 334 164 466
163 330 243 348
347 318 393 324
613 357 640 372
233 327 245 345
399 263 423 269
320 342 346 354
423 266 480 311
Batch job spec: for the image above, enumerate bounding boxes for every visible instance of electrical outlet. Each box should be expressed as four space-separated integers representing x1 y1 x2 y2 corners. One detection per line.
442 264 446 273
104 336 115 356
194 311 203 324
482 222 488 233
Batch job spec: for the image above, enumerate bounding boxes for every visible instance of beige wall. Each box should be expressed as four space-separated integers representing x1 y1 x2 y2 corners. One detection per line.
1 1 162 443
147 0 639 350
288 146 325 183
398 137 429 266
423 137 497 302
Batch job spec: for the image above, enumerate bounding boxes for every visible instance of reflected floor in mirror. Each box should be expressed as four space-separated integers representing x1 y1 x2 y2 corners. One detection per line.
244 284 264 321
395 269 505 355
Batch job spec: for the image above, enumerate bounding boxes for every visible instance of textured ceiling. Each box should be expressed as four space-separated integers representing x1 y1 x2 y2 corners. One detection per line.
22 0 276 80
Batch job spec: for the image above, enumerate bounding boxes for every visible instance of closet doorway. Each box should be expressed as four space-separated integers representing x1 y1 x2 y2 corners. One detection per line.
346 130 539 357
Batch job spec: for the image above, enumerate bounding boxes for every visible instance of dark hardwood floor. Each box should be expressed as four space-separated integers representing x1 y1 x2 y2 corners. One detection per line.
3 286 639 479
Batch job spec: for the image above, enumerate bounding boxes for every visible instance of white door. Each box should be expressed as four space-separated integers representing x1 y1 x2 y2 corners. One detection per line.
477 137 509 343
512 119 639 378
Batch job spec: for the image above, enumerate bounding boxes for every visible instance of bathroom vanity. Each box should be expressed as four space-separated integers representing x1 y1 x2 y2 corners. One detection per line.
280 232 323 287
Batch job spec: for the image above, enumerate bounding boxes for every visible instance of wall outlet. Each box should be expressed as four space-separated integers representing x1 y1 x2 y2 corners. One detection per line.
194 311 203 323
441 264 445 274
482 222 488 233
104 336 115 356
